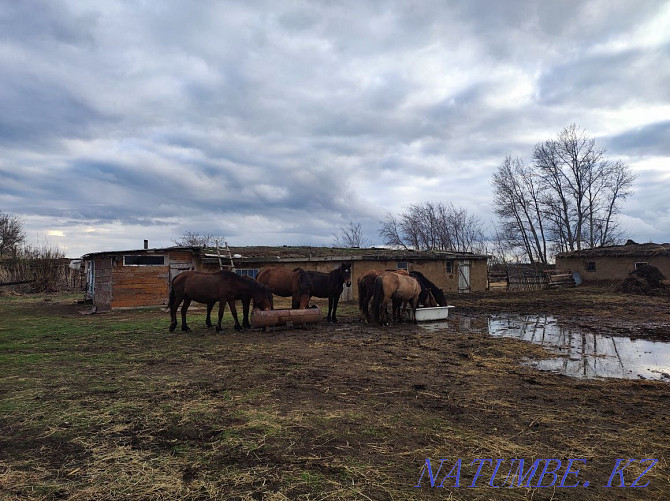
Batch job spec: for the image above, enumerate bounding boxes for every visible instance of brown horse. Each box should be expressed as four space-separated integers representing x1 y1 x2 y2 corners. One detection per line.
358 269 433 322
304 262 352 322
370 271 421 325
203 275 264 330
256 267 311 308
358 269 382 322
169 270 273 333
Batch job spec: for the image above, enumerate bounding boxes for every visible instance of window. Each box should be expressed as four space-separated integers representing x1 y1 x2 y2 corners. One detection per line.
123 255 165 266
445 261 454 274
584 261 596 272
397 262 408 271
236 268 259 279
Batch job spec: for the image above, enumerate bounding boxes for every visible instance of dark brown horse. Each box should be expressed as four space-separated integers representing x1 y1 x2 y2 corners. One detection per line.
357 269 382 323
304 262 352 322
203 275 264 330
370 271 421 325
410 271 447 306
256 267 311 309
169 270 273 333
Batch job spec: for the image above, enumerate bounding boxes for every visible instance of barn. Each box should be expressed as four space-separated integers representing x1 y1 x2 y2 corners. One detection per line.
83 244 489 310
555 241 670 282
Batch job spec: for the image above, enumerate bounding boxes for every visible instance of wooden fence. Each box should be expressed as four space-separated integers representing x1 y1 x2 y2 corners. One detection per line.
488 265 577 291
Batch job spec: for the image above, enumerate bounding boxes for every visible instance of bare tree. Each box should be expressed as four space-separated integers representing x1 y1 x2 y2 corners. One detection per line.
379 212 407 249
493 124 636 261
333 219 367 248
379 202 484 252
533 123 635 251
0 211 26 258
173 231 226 248
492 156 549 265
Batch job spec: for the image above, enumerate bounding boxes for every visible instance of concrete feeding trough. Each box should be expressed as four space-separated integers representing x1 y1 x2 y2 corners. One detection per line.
251 307 322 330
413 305 455 322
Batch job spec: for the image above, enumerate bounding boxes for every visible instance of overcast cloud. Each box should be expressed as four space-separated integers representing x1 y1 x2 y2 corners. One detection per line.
1 0 669 257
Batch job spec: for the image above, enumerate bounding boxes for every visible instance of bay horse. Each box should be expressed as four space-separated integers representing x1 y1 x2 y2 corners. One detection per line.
410 271 447 306
304 262 352 322
370 271 421 325
256 267 311 309
357 269 382 322
203 275 264 330
169 270 273 333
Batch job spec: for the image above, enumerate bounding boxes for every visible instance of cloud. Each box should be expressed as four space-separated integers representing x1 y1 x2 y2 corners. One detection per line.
1 1 669 257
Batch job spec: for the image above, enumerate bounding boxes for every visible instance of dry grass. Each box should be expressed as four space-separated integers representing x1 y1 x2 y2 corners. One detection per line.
0 290 668 500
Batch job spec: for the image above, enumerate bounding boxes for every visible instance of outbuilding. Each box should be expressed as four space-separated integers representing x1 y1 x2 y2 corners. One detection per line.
555 241 670 282
83 244 489 310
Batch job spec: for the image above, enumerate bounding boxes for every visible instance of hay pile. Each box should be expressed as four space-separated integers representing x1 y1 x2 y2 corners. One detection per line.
615 263 667 295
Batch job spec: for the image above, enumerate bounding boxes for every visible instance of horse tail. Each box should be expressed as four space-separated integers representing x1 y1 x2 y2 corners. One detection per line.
370 275 385 325
167 274 179 311
358 277 367 311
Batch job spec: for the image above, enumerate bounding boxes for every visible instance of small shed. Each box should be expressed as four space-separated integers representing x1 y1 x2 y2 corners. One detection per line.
555 241 670 282
82 246 203 310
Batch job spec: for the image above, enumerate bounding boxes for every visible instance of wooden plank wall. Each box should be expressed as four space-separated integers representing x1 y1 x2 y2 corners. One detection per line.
111 265 170 308
109 251 196 308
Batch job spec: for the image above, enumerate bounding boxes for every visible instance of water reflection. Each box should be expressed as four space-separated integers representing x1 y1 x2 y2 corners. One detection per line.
487 314 670 381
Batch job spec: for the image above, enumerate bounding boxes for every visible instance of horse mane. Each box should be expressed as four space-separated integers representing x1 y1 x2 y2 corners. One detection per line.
294 267 311 293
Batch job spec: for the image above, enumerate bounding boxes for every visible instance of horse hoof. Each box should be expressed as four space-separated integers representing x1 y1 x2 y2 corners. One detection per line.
183 327 191 333
234 325 243 332
169 323 177 332
215 326 221 333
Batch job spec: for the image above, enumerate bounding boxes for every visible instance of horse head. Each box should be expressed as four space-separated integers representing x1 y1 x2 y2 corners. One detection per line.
254 284 274 311
341 262 352 287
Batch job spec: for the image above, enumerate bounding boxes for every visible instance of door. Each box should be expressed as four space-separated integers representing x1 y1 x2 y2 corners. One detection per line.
86 259 95 301
458 260 471 293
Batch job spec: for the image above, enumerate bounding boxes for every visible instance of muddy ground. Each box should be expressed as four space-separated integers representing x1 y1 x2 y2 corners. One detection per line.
0 286 668 500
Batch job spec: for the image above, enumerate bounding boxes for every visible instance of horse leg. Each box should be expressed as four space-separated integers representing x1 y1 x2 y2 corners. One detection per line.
228 299 243 331
392 297 402 323
215 300 226 333
411 297 419 324
327 296 334 322
205 301 215 328
242 296 251 329
379 298 389 326
331 294 340 323
180 297 192 332
169 293 183 332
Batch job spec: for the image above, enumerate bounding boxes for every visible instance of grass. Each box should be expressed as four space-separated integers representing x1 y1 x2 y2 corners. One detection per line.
0 291 668 500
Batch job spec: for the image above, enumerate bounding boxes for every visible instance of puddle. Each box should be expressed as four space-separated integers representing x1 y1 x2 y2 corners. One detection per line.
421 314 670 381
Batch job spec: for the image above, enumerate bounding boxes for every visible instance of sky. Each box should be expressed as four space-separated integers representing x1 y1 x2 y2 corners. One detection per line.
1 0 669 258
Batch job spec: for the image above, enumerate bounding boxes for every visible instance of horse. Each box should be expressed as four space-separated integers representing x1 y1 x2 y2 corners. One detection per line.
203 275 263 330
169 270 273 333
358 269 427 322
304 262 352 322
370 271 421 325
410 271 447 306
256 267 311 309
357 269 382 322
